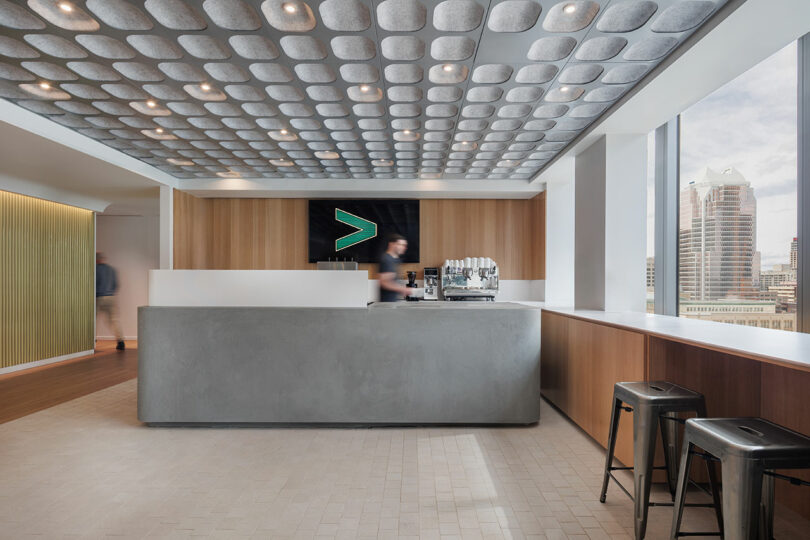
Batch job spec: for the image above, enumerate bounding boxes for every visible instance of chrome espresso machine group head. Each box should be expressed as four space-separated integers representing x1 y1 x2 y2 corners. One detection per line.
441 257 499 301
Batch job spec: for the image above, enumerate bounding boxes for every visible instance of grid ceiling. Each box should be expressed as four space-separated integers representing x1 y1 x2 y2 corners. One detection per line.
0 0 727 181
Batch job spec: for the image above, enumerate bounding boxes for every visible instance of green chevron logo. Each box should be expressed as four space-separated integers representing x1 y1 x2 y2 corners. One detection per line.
335 208 377 251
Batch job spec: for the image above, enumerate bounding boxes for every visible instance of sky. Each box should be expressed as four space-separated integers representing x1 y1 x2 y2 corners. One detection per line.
646 42 798 270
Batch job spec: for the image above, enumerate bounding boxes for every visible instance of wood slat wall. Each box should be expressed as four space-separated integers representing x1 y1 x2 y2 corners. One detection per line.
0 190 94 369
173 190 546 280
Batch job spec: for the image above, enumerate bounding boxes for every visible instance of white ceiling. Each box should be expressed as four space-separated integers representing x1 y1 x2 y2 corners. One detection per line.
0 0 730 190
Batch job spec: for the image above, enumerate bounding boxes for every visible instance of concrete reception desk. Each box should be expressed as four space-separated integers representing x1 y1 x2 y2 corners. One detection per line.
138 302 541 425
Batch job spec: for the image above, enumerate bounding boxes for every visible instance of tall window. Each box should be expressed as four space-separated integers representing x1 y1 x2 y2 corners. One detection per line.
678 42 798 331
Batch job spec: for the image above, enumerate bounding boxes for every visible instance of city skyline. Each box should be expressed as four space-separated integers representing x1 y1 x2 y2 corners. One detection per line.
647 42 798 270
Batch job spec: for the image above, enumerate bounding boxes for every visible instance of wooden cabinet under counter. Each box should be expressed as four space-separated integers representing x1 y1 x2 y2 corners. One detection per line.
540 308 810 522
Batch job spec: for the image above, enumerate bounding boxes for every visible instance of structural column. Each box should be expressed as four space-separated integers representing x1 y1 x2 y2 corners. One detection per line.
543 157 576 307
159 185 173 270
574 135 647 312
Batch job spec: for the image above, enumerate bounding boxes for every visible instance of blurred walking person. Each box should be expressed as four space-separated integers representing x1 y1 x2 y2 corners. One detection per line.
96 252 125 351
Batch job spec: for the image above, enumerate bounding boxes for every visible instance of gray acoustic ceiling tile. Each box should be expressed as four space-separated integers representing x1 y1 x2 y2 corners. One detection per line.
377 0 427 32
543 1 600 32
24 33 86 58
596 1 658 33
382 36 425 61
651 1 714 33
86 0 154 30
487 1 542 33
0 0 727 180
434 0 484 32
203 0 262 31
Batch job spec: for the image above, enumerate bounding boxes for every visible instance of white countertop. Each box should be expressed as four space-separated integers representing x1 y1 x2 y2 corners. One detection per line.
542 306 810 372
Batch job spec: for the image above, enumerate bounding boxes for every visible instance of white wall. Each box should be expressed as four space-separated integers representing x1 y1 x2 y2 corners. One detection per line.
95 215 159 339
543 158 575 307
604 135 647 312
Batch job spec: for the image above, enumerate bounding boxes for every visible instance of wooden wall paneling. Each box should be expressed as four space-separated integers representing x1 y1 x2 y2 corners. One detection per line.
566 318 595 433
588 321 645 467
647 337 762 420
540 311 569 411
760 364 810 518
540 311 644 467
173 193 546 279
647 336 762 483
530 193 546 280
0 190 94 369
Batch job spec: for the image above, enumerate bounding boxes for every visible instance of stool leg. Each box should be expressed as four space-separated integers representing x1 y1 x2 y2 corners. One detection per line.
705 454 724 537
633 404 659 539
660 412 679 497
599 396 622 503
669 440 694 540
722 456 763 540
759 472 774 540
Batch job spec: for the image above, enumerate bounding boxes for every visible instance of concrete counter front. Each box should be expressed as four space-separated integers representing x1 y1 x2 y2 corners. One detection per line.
138 303 541 425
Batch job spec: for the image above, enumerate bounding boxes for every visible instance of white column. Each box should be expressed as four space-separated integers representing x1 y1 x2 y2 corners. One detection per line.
604 134 647 312
159 185 173 270
574 138 606 310
573 135 647 312
542 157 576 307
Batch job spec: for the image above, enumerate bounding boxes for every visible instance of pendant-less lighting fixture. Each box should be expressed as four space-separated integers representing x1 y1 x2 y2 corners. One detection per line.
58 2 73 12
560 86 570 93
155 128 164 134
359 85 370 92
200 83 211 91
563 3 577 14
403 130 411 135
146 99 157 108
280 129 288 135
38 81 51 90
282 2 297 14
442 64 454 72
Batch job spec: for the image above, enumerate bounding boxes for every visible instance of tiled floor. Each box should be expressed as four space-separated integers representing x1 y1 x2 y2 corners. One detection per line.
0 381 807 539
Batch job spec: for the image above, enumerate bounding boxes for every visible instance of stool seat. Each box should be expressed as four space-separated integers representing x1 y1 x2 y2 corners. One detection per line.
614 381 705 409
686 417 810 463
672 417 810 540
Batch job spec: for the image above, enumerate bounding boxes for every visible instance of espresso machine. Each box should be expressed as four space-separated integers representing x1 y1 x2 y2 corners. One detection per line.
441 257 499 301
423 267 439 301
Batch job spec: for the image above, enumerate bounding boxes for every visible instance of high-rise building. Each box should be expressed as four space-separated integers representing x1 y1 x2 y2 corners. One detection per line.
679 167 758 301
790 237 798 270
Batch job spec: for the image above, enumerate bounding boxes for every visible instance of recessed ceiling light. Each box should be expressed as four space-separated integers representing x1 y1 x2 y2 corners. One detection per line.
563 3 577 14
146 100 157 108
560 86 570 93
403 130 411 135
200 83 211 91
282 2 297 14
442 64 454 72
155 128 164 134
359 85 370 92
38 82 50 90
58 2 73 12
167 158 194 166
280 129 288 135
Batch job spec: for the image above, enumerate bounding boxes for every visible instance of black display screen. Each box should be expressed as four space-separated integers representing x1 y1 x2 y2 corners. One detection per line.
308 200 419 263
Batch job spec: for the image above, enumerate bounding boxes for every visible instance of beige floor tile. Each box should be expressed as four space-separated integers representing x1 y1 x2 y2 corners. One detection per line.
0 380 808 540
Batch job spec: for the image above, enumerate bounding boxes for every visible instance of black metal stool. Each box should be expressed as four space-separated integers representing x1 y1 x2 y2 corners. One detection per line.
600 381 722 539
671 417 810 540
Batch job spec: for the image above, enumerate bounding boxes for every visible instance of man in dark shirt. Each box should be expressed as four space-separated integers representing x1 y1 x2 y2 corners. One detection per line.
96 252 125 350
378 233 414 302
